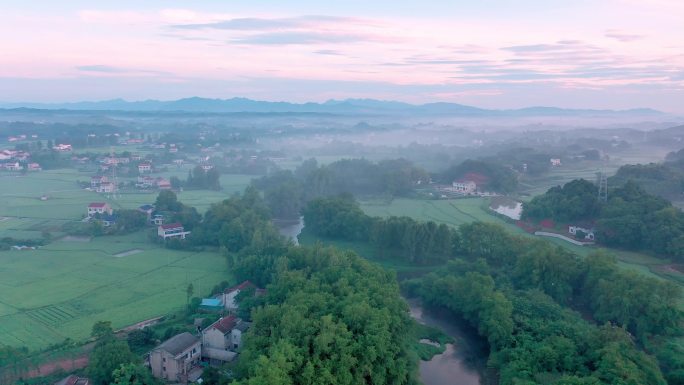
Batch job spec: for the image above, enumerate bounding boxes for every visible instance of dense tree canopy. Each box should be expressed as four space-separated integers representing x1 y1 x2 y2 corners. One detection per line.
522 179 600 222
523 178 684 261
233 246 415 385
252 158 428 219
302 196 459 264
440 159 519 193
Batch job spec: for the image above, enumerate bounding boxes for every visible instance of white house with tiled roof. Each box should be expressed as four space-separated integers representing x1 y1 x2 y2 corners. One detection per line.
87 202 112 217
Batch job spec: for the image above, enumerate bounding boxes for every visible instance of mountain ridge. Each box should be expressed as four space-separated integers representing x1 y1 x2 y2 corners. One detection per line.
0 97 665 117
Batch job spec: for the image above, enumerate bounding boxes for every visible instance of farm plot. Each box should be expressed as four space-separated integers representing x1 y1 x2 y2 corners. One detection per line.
107 174 254 214
0 233 232 350
360 198 524 232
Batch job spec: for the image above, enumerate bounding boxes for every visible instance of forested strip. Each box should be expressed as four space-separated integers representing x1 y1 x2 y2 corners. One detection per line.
522 178 684 261
303 195 459 264
303 196 684 384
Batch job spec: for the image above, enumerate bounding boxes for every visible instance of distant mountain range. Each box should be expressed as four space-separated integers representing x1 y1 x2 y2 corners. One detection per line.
0 97 666 117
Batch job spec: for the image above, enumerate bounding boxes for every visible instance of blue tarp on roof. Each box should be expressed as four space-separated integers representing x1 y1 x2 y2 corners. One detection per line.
201 298 222 307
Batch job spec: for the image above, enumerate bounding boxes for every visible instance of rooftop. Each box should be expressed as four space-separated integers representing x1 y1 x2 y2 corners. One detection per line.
201 298 223 307
224 280 256 294
234 320 251 333
206 315 237 334
160 222 183 230
54 375 90 385
156 332 199 356
88 202 107 208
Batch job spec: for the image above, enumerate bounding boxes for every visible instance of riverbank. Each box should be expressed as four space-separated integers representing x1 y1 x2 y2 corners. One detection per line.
407 298 487 385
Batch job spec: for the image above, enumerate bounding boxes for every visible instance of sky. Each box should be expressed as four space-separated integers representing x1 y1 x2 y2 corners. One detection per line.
1 0 684 112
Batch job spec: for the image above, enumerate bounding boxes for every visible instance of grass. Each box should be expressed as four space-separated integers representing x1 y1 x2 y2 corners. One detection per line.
0 169 246 350
411 323 454 361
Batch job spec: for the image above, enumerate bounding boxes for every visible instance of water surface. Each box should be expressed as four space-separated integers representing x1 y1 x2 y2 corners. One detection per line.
408 299 484 385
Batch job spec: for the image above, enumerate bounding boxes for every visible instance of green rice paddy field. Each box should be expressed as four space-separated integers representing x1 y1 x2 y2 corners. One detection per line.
0 169 249 349
0 233 232 349
360 197 526 233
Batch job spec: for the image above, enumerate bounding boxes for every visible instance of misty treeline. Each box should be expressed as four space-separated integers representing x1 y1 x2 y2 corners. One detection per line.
253 158 430 218
438 159 519 192
253 157 523 220
182 165 221 190
303 195 456 265
523 178 684 261
606 147 684 201
302 196 683 384
158 188 419 385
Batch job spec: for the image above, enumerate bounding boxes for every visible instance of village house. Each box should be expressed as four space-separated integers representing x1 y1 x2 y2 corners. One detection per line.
3 162 22 171
53 374 91 385
452 180 477 194
87 202 113 217
201 315 251 364
91 176 108 189
138 204 155 219
136 175 155 188
27 163 41 171
550 158 562 166
138 162 152 173
100 213 117 227
72 156 90 164
156 178 172 190
568 225 595 241
97 182 115 193
158 223 190 239
152 214 164 226
53 144 72 152
201 164 213 171
149 332 202 384
222 280 258 311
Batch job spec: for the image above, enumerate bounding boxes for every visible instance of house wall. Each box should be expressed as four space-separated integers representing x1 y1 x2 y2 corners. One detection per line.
231 329 243 350
202 328 228 350
223 290 240 310
150 350 178 380
88 206 111 216
150 342 201 382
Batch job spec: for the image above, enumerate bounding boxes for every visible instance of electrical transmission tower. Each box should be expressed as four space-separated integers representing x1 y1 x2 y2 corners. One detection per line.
110 146 119 200
597 165 608 203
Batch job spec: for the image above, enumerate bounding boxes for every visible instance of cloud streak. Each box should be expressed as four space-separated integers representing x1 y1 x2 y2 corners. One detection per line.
76 65 169 76
172 15 375 31
605 29 643 42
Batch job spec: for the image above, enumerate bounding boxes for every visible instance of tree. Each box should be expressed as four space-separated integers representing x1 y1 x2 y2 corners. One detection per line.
170 176 182 189
154 190 181 212
186 283 194 307
91 320 114 340
127 328 156 351
87 338 138 385
110 362 160 385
